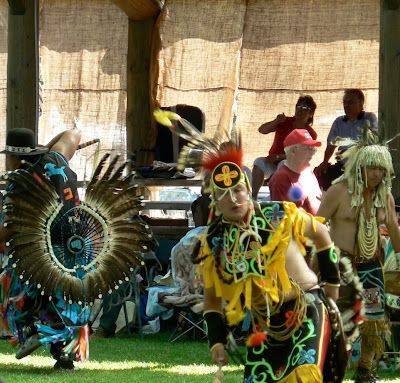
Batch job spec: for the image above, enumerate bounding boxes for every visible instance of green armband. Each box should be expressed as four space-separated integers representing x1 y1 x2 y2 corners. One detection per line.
203 311 228 349
316 244 340 286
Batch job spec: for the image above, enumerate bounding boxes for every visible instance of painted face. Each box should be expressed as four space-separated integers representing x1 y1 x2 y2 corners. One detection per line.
364 166 385 189
215 182 250 222
343 94 363 119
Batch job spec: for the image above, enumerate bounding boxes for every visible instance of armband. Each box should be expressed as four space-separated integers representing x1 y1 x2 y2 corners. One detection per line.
316 244 340 286
203 311 228 349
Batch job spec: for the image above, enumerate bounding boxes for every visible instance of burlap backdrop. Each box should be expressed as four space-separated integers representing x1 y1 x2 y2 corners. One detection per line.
154 0 379 168
38 0 128 179
0 0 128 176
1 0 379 173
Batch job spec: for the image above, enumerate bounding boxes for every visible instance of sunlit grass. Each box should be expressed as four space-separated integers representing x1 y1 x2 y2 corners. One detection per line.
0 351 241 374
0 334 399 382
0 334 243 383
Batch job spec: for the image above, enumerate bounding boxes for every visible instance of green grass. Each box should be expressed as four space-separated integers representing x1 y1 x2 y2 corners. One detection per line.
0 332 399 383
0 333 242 383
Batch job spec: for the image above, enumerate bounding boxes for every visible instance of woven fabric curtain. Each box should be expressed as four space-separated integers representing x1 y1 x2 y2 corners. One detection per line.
153 0 379 167
0 0 380 172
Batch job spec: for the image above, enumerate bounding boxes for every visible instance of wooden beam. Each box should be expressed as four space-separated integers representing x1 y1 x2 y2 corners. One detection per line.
142 200 193 210
126 18 156 167
133 178 203 187
8 0 25 15
112 0 163 21
379 0 400 198
7 0 39 135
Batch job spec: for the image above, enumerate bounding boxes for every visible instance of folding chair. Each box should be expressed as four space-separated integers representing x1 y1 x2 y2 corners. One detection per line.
168 304 205 343
88 265 143 336
158 227 206 342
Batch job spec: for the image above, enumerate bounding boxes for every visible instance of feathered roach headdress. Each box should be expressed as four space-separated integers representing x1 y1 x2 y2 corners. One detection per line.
153 109 251 200
1 154 156 305
332 124 395 209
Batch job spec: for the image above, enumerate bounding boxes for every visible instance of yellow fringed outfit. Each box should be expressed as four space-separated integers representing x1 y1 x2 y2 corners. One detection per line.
198 201 320 326
194 201 330 383
152 108 338 383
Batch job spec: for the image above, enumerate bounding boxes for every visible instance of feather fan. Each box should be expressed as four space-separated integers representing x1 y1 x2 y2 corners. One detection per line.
153 108 242 171
1 153 156 304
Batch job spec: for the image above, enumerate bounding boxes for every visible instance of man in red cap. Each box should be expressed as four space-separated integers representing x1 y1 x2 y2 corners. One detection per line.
251 95 318 199
268 129 322 215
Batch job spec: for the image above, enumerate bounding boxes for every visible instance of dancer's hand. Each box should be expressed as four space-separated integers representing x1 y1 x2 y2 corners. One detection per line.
211 343 228 366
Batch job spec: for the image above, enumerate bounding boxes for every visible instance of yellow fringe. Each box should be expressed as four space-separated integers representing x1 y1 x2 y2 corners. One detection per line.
360 318 390 360
278 364 322 383
198 202 322 326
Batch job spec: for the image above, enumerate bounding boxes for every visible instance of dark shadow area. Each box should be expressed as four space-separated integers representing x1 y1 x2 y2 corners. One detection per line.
155 104 205 163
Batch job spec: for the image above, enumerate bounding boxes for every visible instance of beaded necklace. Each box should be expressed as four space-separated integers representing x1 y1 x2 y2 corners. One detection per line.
357 205 379 261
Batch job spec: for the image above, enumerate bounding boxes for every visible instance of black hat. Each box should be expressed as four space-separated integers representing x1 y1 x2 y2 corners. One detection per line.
0 128 49 156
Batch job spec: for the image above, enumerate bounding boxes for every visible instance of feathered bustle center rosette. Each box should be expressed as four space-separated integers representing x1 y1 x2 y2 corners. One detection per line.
1 154 156 305
332 124 396 210
153 109 250 195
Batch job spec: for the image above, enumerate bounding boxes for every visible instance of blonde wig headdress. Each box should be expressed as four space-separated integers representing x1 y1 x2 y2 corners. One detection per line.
332 125 395 209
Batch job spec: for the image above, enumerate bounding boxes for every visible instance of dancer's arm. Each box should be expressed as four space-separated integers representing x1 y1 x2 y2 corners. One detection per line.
46 129 81 161
204 287 228 366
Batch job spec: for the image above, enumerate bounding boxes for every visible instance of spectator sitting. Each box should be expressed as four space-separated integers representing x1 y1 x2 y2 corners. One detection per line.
268 129 322 215
315 88 378 190
251 95 317 199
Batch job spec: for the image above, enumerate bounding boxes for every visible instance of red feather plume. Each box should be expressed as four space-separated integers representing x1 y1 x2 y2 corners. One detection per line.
246 331 267 347
202 145 243 173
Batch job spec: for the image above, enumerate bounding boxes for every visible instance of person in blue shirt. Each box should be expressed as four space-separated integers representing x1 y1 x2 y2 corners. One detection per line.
315 89 378 190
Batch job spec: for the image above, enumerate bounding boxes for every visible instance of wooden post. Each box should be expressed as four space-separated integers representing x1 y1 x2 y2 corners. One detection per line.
112 0 163 20
7 0 39 135
379 0 400 199
126 18 156 167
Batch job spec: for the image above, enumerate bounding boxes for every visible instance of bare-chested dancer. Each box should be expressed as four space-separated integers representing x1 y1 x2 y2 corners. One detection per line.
318 127 400 383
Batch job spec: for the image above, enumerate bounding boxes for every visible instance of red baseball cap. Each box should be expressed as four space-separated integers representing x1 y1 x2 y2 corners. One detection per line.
283 129 321 148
